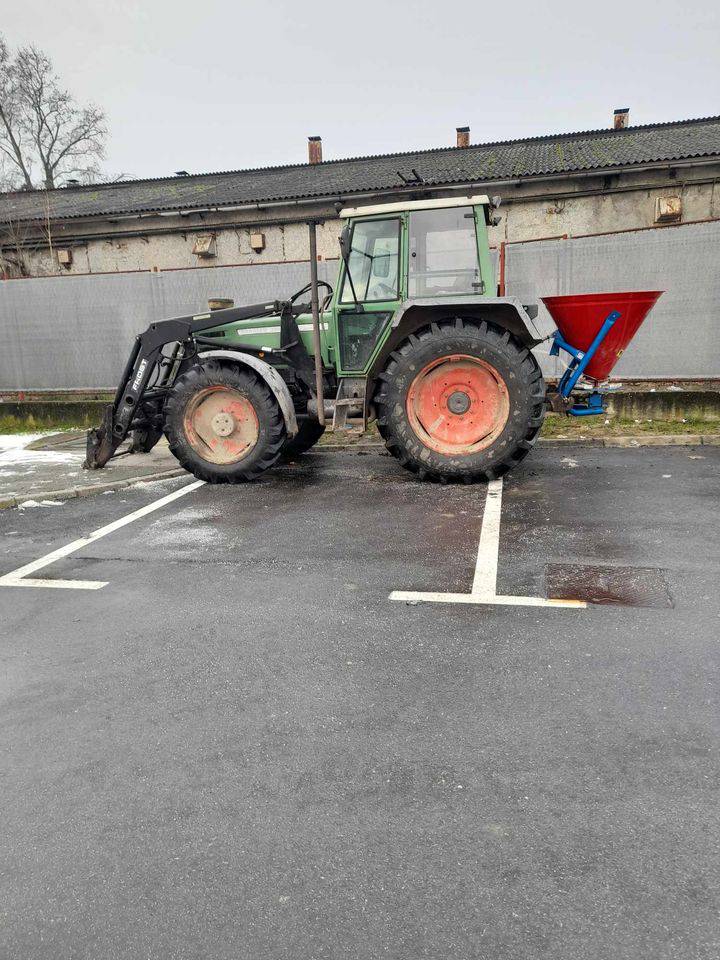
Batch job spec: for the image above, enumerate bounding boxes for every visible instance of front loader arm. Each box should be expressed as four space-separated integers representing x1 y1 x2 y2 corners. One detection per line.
84 300 282 469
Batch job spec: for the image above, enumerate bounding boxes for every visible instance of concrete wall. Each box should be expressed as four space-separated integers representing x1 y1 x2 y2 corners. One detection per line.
488 164 719 245
1 213 343 278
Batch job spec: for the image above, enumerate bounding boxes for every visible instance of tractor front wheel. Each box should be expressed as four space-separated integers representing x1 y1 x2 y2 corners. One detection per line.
281 418 325 459
164 360 286 482
130 425 163 455
373 318 545 482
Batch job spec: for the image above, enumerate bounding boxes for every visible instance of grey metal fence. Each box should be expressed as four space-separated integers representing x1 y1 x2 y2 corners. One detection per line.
1 220 718 389
0 260 337 390
505 220 720 378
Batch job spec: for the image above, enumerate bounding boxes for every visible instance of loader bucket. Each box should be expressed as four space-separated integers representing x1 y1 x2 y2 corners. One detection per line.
84 404 117 469
542 291 662 381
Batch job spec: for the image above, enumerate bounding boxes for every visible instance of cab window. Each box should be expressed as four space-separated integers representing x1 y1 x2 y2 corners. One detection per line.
408 207 480 296
341 218 400 303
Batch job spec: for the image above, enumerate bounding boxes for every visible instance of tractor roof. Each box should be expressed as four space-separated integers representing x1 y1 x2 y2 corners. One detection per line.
338 195 491 218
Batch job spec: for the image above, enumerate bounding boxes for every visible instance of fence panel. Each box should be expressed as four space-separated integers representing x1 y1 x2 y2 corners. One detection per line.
0 260 337 389
505 221 720 378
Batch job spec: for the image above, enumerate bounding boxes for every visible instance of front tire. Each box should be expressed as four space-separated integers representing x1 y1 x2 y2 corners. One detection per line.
281 418 325 459
164 360 286 482
373 318 545 482
129 425 163 454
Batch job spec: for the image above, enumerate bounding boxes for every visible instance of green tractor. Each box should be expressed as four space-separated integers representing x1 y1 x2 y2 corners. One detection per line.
85 195 547 483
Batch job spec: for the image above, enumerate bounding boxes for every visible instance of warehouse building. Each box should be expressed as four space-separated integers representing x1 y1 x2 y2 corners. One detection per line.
1 111 719 390
1 111 719 279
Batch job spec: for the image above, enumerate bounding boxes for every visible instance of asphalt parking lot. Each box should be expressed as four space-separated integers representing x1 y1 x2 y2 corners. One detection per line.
1 443 719 960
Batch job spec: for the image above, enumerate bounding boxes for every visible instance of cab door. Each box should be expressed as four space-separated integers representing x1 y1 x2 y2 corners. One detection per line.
333 215 404 375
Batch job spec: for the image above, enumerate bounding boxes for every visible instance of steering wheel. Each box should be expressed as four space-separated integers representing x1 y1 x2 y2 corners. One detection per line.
289 280 333 306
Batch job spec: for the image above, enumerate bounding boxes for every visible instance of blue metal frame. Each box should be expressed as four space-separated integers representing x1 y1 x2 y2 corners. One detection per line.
549 309 620 416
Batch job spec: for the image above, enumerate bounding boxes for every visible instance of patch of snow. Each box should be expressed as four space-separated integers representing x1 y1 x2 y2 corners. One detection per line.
561 457 579 468
17 497 65 509
0 433 47 453
0 448 81 466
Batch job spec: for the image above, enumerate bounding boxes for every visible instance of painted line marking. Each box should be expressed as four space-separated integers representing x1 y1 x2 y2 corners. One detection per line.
389 477 586 609
471 478 503 599
0 479 205 590
389 591 585 608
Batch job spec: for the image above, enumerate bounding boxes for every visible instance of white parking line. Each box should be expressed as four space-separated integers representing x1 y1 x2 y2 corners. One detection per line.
471 478 504 599
0 479 205 590
389 478 586 609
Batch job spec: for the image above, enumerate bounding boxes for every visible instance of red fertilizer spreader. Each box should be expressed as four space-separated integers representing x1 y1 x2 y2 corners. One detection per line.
542 291 663 415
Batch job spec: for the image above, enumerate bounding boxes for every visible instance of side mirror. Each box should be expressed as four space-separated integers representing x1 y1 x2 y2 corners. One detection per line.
339 224 351 262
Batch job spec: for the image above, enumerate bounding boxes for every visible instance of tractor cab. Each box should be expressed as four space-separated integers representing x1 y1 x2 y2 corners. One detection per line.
332 196 495 375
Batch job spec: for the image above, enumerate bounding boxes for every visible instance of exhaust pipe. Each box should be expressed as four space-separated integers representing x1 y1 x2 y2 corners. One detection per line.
307 221 326 428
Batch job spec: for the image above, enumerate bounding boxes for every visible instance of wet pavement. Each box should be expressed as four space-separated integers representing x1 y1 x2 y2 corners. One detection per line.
0 444 718 959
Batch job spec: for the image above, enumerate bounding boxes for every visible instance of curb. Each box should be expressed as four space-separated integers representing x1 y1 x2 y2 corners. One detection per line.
0 468 187 511
317 435 718 452
542 434 718 447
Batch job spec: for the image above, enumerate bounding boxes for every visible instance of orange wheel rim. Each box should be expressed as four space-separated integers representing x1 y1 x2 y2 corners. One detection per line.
406 354 509 456
183 386 259 464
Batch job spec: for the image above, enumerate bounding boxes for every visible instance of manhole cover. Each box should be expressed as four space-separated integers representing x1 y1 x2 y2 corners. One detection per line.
545 563 673 608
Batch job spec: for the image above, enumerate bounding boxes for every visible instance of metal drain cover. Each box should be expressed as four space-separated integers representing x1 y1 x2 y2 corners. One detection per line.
545 563 674 608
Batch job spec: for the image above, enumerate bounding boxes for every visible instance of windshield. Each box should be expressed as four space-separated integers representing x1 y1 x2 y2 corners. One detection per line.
341 218 400 303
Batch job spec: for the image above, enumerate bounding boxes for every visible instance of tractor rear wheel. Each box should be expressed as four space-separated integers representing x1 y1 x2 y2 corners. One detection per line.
373 318 545 482
281 418 325 459
164 360 286 482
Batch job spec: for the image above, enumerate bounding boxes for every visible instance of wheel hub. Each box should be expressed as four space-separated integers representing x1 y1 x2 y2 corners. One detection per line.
447 390 471 415
406 354 510 456
210 411 235 437
183 386 259 464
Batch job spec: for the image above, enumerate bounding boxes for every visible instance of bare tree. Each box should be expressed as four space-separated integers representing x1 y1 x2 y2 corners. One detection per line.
0 33 106 191
0 35 33 190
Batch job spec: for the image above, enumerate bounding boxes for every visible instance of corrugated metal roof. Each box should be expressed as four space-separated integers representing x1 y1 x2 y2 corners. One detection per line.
1 115 719 225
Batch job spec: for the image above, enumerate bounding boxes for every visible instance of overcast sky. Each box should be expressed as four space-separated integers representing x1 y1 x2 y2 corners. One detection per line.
3 0 719 181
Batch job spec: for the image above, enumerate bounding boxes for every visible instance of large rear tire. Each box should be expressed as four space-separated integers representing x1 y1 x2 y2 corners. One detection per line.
281 418 325 459
164 360 286 482
373 318 545 482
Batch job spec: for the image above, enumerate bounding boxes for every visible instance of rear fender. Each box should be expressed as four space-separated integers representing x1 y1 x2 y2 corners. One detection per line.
197 350 298 438
390 297 544 346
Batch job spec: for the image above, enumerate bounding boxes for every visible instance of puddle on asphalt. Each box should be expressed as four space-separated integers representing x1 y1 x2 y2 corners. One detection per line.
545 563 674 608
